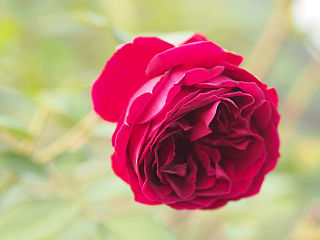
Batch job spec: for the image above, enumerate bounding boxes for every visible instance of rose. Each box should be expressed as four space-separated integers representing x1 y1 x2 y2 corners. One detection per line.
92 34 280 210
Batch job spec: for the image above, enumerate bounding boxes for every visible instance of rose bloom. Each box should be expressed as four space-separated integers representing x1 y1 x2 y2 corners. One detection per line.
92 34 280 210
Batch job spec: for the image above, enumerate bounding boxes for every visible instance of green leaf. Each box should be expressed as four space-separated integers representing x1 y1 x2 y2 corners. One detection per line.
83 177 128 202
0 115 33 140
53 150 88 173
0 86 34 112
106 213 177 240
0 152 47 177
54 219 107 240
0 199 81 240
40 90 90 122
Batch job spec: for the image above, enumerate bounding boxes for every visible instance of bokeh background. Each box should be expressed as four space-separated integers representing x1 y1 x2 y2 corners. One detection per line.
1 0 320 239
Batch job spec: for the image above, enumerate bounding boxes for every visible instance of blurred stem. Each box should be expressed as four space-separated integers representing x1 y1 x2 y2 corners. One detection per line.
0 172 16 197
27 105 49 139
48 166 106 222
279 60 320 143
244 0 293 79
1 105 50 156
18 105 49 155
0 132 26 153
33 111 100 164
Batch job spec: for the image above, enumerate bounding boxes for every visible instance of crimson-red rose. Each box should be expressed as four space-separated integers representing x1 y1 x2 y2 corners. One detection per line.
92 34 280 210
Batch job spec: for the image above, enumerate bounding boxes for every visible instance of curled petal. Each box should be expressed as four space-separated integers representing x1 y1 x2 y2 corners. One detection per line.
146 41 243 78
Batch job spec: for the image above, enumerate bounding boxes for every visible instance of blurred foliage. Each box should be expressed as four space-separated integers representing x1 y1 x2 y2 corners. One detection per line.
0 0 320 239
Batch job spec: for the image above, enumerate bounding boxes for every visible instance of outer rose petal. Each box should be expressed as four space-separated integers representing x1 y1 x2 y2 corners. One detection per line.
92 37 173 122
266 88 279 107
111 153 128 183
222 63 268 91
146 41 243 78
180 33 209 45
112 124 132 183
127 164 161 205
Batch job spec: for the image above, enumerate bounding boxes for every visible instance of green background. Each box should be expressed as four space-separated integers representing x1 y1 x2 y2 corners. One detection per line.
1 0 320 239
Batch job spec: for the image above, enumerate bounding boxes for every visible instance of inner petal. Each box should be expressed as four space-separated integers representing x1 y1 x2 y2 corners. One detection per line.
165 155 197 198
161 162 188 177
190 101 221 141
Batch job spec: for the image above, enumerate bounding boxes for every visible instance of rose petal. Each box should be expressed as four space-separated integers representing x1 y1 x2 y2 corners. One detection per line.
239 175 265 198
146 88 201 140
180 33 209 45
189 197 217 208
223 63 268 91
92 37 173 122
111 153 129 183
252 100 272 129
128 165 162 205
161 163 188 177
233 151 266 181
112 124 132 182
128 123 150 168
267 88 279 108
146 41 243 78
166 156 197 198
194 145 217 176
260 124 280 174
136 70 186 124
226 178 253 198
204 199 228 210
168 201 203 210
197 178 231 197
190 101 221 141
198 78 265 101
182 67 225 86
